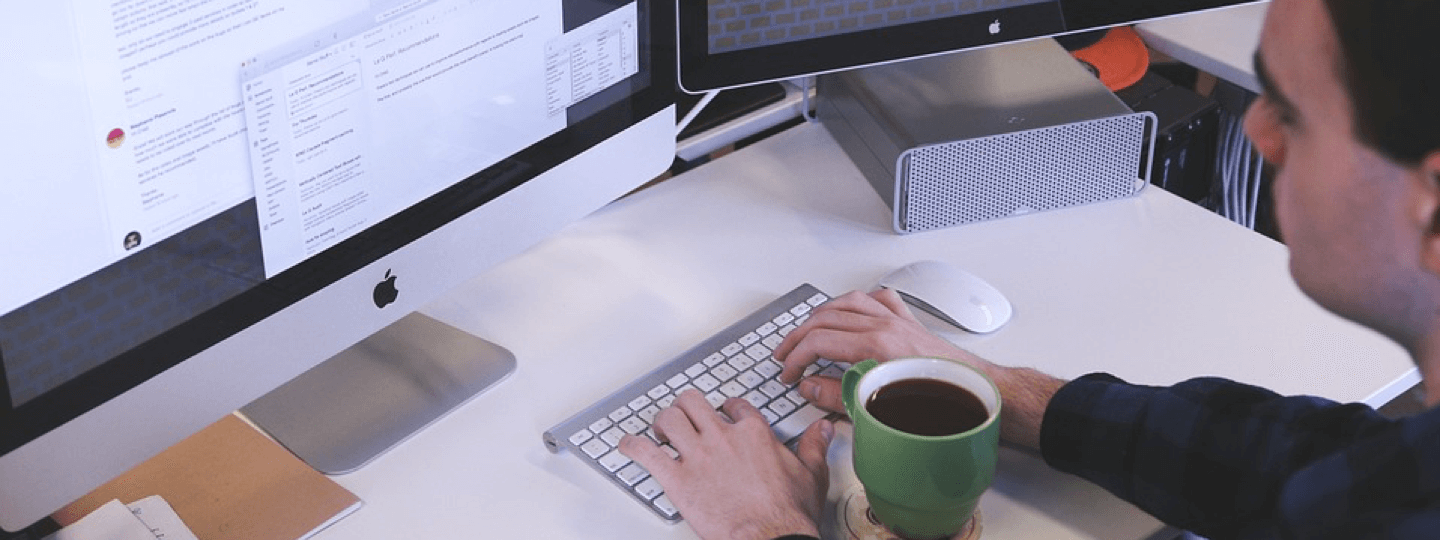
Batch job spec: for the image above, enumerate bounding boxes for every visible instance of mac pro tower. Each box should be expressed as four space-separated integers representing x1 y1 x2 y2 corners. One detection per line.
818 38 1157 233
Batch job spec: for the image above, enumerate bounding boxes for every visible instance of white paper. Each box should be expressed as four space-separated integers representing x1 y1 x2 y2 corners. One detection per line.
43 496 200 540
43 500 153 540
126 495 200 540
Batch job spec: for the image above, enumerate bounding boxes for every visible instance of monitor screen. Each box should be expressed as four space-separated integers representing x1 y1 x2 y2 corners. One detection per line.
0 0 673 530
677 0 1263 92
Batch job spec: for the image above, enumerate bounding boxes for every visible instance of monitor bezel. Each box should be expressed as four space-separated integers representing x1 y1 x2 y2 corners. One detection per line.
675 0 1263 93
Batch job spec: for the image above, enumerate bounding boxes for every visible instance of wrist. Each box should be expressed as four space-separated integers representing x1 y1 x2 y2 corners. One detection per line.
730 513 819 540
987 365 1066 450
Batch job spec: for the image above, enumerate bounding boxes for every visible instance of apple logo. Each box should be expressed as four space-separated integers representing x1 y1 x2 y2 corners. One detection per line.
373 269 399 308
988 19 1001 35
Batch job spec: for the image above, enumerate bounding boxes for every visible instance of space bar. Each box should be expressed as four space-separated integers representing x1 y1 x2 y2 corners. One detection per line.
772 404 829 443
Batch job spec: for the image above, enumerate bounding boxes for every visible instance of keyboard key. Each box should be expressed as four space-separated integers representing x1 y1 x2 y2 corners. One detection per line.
667 373 690 389
617 463 649 486
757 321 778 336
760 380 788 398
720 343 743 358
635 478 665 500
598 449 631 472
786 388 807 405
589 418 614 434
629 395 653 411
648 384 671 400
639 405 661 423
737 370 765 389
768 397 797 417
778 323 796 336
601 427 627 446
693 373 721 392
620 417 648 435
657 393 679 408
711 364 739 381
744 344 770 363
773 311 795 326
569 429 594 446
807 293 828 306
720 381 747 398
609 407 633 423
705 391 727 408
755 359 782 379
761 334 783 350
654 495 679 518
581 439 611 459
731 353 758 371
762 408 780 424
738 331 761 347
685 362 708 378
789 303 811 317
772 404 828 442
743 390 769 408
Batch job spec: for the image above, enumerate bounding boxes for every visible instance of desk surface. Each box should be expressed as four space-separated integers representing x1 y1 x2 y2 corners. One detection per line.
313 122 1415 539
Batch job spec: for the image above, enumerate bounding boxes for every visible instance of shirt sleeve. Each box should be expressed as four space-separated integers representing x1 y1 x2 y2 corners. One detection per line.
1039 373 1394 538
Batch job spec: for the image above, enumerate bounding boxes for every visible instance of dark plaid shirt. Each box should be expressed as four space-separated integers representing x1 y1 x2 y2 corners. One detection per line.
1041 373 1440 539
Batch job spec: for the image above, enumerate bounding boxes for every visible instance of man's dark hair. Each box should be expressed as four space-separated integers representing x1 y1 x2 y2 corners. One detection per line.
1323 0 1440 166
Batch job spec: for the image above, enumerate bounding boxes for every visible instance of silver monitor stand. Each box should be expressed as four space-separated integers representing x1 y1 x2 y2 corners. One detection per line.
241 312 515 474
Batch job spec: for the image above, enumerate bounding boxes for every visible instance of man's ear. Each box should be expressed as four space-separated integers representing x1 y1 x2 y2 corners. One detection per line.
1419 151 1440 276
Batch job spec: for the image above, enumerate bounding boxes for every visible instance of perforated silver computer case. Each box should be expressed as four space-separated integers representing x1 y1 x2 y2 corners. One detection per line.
818 38 1157 234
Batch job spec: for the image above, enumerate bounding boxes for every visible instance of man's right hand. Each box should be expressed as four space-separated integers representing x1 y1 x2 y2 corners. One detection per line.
774 289 999 411
773 288 1060 450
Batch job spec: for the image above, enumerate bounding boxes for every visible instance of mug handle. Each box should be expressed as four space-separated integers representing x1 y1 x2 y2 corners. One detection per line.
841 359 880 418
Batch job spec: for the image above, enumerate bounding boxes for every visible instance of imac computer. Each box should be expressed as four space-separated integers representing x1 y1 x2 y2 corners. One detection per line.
677 0 1265 92
0 0 673 531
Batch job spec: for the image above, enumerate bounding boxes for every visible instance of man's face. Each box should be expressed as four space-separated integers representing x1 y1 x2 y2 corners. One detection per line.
1244 0 1425 336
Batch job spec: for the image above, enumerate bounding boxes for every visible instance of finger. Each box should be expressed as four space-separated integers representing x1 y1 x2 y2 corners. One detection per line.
651 404 701 449
816 290 894 317
778 327 870 384
672 388 725 432
871 288 921 323
798 375 845 414
776 291 882 357
792 418 835 478
619 434 678 480
719 396 765 426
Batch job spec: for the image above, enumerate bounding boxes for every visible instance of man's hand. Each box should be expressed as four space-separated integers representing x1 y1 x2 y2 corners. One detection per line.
773 288 1061 449
774 289 998 412
620 390 833 540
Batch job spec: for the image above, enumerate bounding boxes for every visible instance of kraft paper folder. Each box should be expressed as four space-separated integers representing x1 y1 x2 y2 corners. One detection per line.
53 414 362 540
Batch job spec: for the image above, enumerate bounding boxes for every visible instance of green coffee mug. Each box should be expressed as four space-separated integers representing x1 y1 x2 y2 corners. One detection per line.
842 358 1002 539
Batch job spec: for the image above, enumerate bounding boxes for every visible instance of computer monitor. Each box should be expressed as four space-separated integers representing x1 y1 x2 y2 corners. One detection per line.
677 0 1264 92
0 0 673 531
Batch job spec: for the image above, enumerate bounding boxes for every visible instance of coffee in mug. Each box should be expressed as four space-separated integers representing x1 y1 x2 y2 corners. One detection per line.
865 378 988 437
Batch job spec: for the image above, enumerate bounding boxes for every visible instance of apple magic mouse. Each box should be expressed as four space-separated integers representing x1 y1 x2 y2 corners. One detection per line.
876 260 1013 333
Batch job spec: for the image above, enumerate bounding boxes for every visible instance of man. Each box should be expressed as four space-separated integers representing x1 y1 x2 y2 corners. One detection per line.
620 0 1440 538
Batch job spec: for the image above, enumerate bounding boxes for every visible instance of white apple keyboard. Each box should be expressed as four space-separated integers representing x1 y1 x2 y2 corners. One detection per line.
543 284 845 521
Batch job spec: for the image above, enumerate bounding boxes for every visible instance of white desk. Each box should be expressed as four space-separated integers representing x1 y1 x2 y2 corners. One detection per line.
312 122 1415 539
